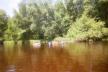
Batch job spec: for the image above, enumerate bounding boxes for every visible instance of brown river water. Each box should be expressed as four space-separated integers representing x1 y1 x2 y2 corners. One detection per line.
0 42 108 72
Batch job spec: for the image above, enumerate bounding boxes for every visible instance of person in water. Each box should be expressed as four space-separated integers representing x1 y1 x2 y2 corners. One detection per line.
48 41 52 48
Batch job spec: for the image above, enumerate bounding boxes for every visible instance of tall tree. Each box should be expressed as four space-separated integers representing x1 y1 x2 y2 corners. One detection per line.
14 2 32 40
0 9 8 41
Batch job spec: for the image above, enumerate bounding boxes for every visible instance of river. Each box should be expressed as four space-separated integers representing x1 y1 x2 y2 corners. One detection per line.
0 42 108 72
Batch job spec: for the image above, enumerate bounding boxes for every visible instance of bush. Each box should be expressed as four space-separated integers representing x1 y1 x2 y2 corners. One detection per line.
67 14 105 41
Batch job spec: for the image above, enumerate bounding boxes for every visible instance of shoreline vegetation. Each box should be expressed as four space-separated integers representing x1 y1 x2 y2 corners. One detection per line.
1 37 108 46
0 0 108 45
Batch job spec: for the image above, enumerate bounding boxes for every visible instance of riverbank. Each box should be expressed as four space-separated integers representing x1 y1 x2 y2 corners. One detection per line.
54 37 108 42
1 37 108 46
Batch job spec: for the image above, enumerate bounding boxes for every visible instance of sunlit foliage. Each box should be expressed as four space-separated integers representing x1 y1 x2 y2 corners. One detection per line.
0 0 108 42
0 9 8 41
67 12 105 41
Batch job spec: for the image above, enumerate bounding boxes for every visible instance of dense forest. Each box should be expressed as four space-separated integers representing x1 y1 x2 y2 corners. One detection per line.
0 0 108 42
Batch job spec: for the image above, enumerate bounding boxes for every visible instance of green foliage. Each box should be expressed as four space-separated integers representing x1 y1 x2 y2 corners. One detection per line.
4 18 22 41
67 13 105 41
1 0 108 41
0 9 8 40
66 0 84 21
102 28 108 37
66 0 108 41
27 1 71 40
96 0 108 27
13 2 32 40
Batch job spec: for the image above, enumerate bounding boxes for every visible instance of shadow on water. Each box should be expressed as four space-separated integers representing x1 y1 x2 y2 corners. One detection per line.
0 42 108 72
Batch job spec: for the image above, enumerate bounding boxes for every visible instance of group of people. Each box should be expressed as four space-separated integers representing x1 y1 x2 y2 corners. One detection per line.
32 41 64 48
48 41 64 48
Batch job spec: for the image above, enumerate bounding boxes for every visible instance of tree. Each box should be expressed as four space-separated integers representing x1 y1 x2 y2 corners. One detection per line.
4 18 22 41
54 1 71 36
0 9 8 41
94 0 108 27
67 11 105 41
14 2 32 40
2 0 108 42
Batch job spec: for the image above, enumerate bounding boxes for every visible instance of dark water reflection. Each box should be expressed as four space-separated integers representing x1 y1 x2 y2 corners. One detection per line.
0 42 108 72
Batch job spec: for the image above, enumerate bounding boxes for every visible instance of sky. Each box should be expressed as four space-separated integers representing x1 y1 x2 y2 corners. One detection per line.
0 0 57 17
0 0 22 16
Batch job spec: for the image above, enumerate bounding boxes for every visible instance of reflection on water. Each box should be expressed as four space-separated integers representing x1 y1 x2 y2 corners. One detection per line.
6 65 16 72
0 42 108 72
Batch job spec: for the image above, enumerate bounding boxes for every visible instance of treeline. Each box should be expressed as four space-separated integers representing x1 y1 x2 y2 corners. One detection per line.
0 0 108 42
